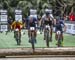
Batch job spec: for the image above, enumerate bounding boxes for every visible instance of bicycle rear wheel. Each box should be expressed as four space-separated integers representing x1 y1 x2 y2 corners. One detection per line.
31 32 35 51
58 36 62 47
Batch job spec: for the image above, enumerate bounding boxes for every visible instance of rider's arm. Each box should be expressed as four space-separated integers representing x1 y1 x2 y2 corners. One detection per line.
11 21 16 29
19 22 23 28
61 21 66 32
63 23 67 32
40 18 44 26
53 19 57 26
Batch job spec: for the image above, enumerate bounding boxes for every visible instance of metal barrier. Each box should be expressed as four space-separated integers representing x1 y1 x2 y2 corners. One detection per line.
0 10 8 32
65 21 75 35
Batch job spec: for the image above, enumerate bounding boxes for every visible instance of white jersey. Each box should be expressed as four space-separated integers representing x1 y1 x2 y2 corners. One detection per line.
42 14 54 21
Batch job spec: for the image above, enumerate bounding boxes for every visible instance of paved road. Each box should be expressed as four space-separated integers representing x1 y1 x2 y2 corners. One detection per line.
0 57 75 60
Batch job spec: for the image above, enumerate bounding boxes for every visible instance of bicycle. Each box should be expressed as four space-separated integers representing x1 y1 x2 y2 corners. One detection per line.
56 30 62 47
14 28 21 45
29 27 36 51
44 25 51 47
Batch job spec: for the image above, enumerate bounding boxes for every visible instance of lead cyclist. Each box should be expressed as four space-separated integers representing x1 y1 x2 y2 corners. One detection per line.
42 12 54 41
28 17 37 43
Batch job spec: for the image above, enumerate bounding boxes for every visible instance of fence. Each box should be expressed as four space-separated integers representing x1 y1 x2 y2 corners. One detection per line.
65 21 75 35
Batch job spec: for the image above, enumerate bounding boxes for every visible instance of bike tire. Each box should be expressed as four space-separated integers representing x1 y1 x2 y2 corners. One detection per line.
58 37 61 47
46 31 49 47
15 31 21 45
31 37 35 50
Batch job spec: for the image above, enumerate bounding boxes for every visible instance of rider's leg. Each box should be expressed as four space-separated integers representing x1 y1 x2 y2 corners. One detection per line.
28 30 31 42
55 33 58 45
34 30 37 38
28 30 30 37
61 33 63 46
14 31 16 38
40 25 42 34
55 32 58 40
44 29 46 40
50 26 53 41
19 31 21 44
61 33 63 41
23 23 26 34
51 29 52 38
34 30 37 43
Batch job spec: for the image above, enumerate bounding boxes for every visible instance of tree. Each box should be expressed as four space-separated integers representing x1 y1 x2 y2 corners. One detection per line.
0 0 74 18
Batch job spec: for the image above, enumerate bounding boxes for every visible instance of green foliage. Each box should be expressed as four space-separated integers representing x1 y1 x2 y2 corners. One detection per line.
0 0 75 18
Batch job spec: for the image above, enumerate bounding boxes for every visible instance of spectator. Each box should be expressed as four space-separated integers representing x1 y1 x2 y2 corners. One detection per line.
64 15 69 21
69 12 75 21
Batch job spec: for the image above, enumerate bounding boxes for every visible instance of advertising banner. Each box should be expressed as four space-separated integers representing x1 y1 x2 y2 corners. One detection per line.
15 10 22 22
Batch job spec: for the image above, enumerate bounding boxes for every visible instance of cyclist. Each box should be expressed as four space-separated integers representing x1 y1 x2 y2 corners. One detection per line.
8 16 13 31
54 17 66 46
28 16 37 43
11 20 23 45
42 12 54 41
11 20 23 32
6 16 13 35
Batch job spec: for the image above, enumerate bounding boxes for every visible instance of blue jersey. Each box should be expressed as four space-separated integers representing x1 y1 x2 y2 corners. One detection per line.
28 17 37 27
56 19 64 26
55 19 64 32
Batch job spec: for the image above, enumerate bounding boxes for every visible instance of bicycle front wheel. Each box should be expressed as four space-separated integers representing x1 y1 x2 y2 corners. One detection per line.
46 31 49 47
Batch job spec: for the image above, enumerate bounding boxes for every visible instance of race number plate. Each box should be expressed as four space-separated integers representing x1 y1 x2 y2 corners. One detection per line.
45 25 50 30
15 28 19 31
56 31 61 35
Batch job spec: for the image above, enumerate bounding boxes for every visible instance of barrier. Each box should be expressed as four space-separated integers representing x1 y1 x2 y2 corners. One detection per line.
0 10 8 32
65 21 75 35
0 25 8 32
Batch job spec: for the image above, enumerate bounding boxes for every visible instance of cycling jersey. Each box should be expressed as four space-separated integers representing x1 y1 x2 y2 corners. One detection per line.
42 15 53 26
44 19 52 26
29 21 36 27
55 20 64 33
11 21 23 31
28 17 37 28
